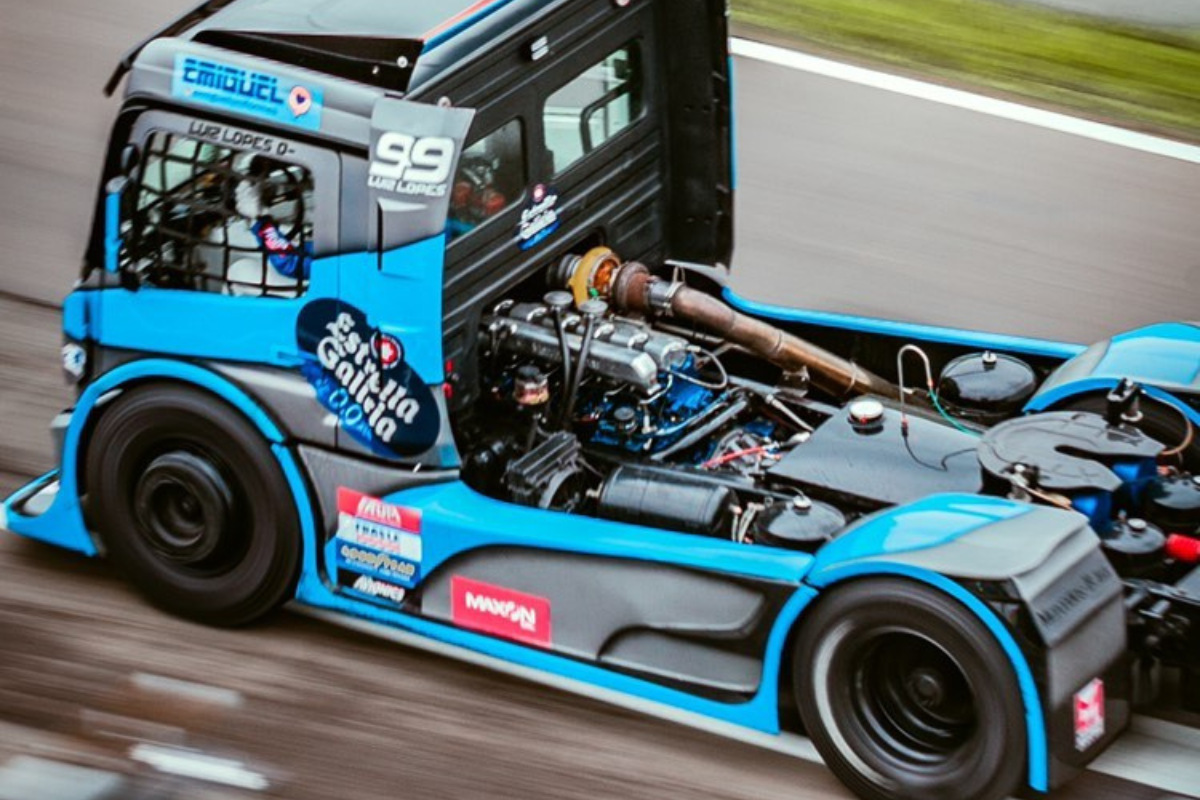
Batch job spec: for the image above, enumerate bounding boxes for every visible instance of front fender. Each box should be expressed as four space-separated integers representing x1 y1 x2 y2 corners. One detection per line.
2 360 302 557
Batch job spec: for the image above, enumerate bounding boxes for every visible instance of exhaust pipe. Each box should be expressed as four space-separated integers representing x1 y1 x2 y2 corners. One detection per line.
554 248 900 401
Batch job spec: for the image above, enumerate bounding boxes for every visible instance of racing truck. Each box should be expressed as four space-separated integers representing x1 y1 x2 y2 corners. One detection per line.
4 1 1199 798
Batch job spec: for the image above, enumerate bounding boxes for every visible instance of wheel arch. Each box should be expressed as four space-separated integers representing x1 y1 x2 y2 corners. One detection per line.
26 360 319 567
787 564 1047 793
1027 377 1200 427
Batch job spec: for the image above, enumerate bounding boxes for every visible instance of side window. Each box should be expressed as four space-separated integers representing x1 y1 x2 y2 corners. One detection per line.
447 119 526 241
544 43 643 175
121 131 315 298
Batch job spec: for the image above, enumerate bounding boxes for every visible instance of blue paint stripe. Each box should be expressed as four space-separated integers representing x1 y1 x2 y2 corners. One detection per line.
62 293 89 341
422 0 519 52
723 289 1086 360
383 481 816 583
806 562 1049 792
104 189 122 274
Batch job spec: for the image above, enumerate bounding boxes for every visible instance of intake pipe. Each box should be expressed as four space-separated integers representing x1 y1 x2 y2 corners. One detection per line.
553 248 900 401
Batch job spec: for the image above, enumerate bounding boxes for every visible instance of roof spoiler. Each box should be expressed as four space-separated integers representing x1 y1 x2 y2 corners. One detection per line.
192 30 423 93
104 0 238 96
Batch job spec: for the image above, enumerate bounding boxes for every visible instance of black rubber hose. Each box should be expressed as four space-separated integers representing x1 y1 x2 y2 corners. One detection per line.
550 308 573 423
563 314 598 428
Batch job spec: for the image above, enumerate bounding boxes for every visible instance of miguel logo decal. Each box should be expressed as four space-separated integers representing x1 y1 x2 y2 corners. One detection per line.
297 300 440 457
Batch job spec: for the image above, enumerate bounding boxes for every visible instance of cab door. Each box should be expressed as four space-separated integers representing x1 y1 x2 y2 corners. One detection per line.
98 110 340 378
311 99 475 466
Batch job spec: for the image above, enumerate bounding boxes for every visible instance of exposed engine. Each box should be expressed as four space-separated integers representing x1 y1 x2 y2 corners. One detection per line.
457 248 1200 668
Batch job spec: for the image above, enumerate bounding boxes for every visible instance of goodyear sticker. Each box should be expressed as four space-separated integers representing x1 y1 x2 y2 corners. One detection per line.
172 55 323 131
337 542 420 587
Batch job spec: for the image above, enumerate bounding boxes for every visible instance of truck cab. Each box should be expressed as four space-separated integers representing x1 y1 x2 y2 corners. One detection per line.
73 0 731 471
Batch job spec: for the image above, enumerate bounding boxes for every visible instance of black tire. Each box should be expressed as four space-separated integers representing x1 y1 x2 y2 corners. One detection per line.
1059 393 1199 471
85 384 301 626
793 579 1026 800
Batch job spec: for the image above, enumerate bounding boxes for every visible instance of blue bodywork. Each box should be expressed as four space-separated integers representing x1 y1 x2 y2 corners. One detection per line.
14 146 1182 800
6 187 1063 784
724 289 1089 361
1028 322 1200 424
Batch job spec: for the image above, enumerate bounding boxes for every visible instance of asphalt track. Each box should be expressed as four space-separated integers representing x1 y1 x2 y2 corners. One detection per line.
0 1 1198 798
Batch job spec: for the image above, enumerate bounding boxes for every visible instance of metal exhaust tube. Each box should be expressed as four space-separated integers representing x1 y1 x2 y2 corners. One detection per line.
554 249 900 401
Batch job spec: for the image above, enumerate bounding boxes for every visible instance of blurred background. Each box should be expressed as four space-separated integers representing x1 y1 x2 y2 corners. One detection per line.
0 0 1197 797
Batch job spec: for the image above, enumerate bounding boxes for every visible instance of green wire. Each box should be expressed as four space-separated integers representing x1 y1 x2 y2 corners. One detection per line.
931 391 981 438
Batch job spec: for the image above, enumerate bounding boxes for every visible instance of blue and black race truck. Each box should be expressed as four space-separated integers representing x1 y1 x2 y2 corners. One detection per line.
5 2 1200 798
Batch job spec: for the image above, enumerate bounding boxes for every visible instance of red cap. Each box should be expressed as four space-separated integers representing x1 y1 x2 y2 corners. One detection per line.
1165 534 1200 563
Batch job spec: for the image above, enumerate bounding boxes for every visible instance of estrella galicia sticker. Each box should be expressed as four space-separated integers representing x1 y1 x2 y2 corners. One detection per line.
517 184 560 250
172 54 324 131
297 299 441 457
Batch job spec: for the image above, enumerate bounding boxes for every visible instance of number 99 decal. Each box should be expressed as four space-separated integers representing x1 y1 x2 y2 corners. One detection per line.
369 133 456 197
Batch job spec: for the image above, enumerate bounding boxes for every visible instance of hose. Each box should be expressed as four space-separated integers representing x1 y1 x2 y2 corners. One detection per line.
563 310 600 426
1161 402 1196 461
557 250 902 402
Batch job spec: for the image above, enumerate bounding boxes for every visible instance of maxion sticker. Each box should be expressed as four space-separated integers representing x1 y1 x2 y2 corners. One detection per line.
451 576 551 647
1074 678 1105 751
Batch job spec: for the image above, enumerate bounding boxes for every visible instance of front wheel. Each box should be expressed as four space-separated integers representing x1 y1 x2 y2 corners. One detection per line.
85 384 301 627
793 579 1026 800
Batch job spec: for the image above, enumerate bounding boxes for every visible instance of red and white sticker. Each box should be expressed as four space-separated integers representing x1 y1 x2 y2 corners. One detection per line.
1074 678 1106 751
336 489 422 561
338 488 421 533
451 576 552 647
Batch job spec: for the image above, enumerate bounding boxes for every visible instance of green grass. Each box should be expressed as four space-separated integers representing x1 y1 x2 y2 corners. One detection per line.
732 0 1200 142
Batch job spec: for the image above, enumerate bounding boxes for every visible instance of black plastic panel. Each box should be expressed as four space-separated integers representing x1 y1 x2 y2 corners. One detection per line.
767 404 981 508
419 547 792 700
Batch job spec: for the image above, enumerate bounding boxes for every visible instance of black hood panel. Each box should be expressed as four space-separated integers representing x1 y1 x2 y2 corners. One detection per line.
767 404 982 508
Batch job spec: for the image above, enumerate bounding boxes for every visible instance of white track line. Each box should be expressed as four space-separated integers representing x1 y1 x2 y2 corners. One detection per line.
1089 716 1200 796
730 38 1200 165
129 744 270 792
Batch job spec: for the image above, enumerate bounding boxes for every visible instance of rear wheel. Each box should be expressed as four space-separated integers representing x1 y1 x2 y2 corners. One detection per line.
85 384 300 626
793 579 1026 800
